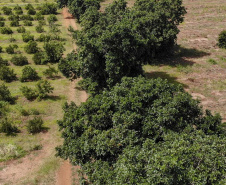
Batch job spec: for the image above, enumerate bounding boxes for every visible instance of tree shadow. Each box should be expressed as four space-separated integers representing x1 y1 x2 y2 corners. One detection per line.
45 95 62 101
145 71 188 88
150 45 210 67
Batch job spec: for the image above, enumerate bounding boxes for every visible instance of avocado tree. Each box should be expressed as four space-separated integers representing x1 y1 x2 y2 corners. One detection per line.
56 77 225 184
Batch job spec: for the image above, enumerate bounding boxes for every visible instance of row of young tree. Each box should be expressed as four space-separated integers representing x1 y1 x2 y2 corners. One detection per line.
56 0 226 184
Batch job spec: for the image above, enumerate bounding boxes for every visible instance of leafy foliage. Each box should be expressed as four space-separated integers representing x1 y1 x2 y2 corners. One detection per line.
0 118 19 135
6 44 18 54
27 116 44 134
35 80 54 101
24 41 39 54
20 66 40 82
60 0 186 92
39 3 58 15
43 66 58 78
0 56 8 66
32 52 47 65
57 77 225 184
2 6 12 15
22 32 34 42
11 55 28 66
0 83 15 104
47 14 58 25
0 22 5 27
10 20 19 27
218 30 226 49
0 27 13 34
20 86 37 100
17 26 26 33
0 66 17 82
20 15 34 21
23 20 33 26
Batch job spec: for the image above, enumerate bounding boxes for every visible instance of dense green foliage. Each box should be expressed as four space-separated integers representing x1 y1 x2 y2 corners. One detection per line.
20 86 37 101
57 77 225 184
43 66 58 78
0 27 13 34
59 0 186 92
11 55 28 66
20 66 40 82
0 56 8 66
0 66 17 82
24 41 39 54
27 116 44 134
218 30 226 49
17 26 26 33
39 3 58 15
2 6 12 15
0 118 19 135
6 44 18 54
0 83 15 104
22 32 34 42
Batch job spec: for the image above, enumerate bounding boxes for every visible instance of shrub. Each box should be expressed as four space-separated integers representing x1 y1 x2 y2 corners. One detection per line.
27 116 44 134
2 7 12 15
43 66 58 78
0 22 5 27
0 66 17 82
43 41 65 63
35 24 44 33
207 58 217 65
11 55 28 66
8 14 19 21
0 118 19 135
36 80 54 101
25 4 34 10
0 27 13 34
47 14 58 25
38 20 46 26
10 20 19 27
22 32 34 42
20 66 39 82
23 20 33 26
0 17 5 21
0 57 9 66
39 3 57 15
0 101 9 117
27 8 36 15
20 86 37 100
218 30 226 49
15 9 23 15
14 4 22 11
6 44 18 54
0 83 15 103
0 46 3 53
34 12 44 20
24 41 39 54
20 15 34 21
32 52 47 65
36 34 51 42
17 26 26 33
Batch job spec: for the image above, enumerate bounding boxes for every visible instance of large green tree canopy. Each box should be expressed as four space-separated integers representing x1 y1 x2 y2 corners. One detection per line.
58 0 186 93
57 77 225 184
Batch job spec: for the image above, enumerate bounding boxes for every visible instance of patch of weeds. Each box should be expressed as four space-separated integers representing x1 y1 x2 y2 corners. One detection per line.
220 57 226 62
0 144 26 162
32 144 43 151
207 58 217 65
176 64 193 74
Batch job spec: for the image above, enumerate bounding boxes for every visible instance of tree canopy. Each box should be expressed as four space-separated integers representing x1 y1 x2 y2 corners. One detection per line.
59 0 186 93
56 77 225 184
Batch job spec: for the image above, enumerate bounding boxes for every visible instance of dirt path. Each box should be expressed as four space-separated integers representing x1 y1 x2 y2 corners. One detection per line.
0 132 54 184
55 8 88 185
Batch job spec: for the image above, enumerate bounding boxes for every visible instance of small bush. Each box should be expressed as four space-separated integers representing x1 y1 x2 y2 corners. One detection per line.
207 58 217 65
17 26 26 33
0 22 5 27
0 118 19 135
24 41 39 54
23 20 33 26
27 116 44 134
2 7 12 15
0 83 15 103
36 80 54 101
0 46 3 53
39 3 57 15
0 17 5 21
0 27 13 34
30 108 40 115
36 34 51 42
22 32 34 42
14 4 22 11
35 24 44 33
6 44 18 54
15 9 23 15
34 12 44 20
20 15 34 21
20 86 37 100
11 55 28 66
20 66 40 82
25 4 34 10
10 20 20 27
0 66 17 82
218 30 226 49
0 56 8 66
0 101 9 117
43 66 58 78
38 20 46 26
32 52 47 65
9 37 16 43
8 14 19 21
27 8 36 15
47 14 58 25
